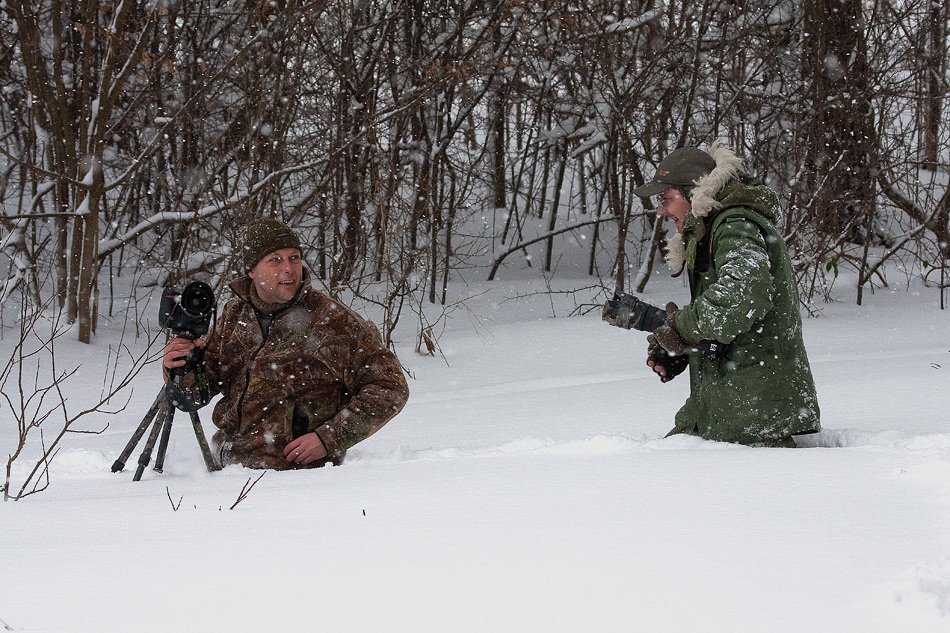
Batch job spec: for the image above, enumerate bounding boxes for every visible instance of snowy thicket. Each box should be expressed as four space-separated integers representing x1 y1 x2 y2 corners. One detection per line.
0 1 948 346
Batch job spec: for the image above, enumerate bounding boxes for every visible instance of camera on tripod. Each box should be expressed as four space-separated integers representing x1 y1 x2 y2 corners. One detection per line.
159 281 215 340
159 281 216 411
111 280 221 480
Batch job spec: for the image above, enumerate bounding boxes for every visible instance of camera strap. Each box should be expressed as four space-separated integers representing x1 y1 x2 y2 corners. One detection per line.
166 367 211 412
165 346 213 412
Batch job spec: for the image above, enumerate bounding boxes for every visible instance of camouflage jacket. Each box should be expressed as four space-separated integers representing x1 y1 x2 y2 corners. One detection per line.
201 272 409 469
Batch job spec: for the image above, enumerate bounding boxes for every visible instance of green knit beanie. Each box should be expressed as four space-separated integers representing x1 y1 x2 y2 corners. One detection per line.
240 218 301 271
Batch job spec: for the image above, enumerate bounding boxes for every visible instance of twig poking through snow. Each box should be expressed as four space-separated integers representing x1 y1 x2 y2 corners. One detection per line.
166 487 183 512
230 472 266 510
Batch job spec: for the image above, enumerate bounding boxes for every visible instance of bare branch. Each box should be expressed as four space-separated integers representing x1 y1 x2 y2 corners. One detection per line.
230 472 267 510
166 487 183 512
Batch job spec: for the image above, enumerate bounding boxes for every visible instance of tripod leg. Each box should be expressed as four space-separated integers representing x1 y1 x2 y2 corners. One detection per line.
112 391 165 473
153 398 176 473
133 400 172 482
190 411 221 472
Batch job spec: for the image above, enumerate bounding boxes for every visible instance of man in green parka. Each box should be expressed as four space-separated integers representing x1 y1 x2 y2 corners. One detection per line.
633 141 820 446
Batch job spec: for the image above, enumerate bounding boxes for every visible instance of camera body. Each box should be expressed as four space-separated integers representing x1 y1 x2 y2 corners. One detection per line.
602 292 667 333
159 281 216 411
159 281 215 339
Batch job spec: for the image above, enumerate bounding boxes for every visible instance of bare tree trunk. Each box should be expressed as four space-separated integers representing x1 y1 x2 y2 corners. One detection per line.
544 140 568 273
802 0 877 244
922 0 949 171
488 19 507 211
607 132 628 292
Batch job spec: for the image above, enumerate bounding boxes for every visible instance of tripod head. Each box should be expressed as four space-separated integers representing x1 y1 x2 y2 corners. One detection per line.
165 339 212 413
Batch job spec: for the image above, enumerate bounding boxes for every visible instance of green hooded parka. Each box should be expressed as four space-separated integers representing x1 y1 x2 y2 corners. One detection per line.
665 143 820 444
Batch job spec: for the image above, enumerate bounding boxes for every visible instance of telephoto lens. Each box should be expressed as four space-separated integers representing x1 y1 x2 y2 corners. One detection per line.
180 281 214 317
159 280 215 339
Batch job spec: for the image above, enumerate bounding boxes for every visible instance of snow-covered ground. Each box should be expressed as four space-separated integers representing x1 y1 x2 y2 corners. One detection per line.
2 272 949 632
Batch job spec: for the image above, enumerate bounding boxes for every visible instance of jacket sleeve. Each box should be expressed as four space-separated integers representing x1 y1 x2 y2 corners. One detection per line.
314 321 409 458
675 217 774 344
196 326 224 399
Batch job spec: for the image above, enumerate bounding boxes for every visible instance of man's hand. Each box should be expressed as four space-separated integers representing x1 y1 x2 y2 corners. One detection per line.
647 333 689 382
646 302 691 382
652 302 693 356
283 432 328 466
162 337 205 369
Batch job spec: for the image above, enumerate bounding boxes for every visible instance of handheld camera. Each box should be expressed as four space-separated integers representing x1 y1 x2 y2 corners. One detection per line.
602 292 726 361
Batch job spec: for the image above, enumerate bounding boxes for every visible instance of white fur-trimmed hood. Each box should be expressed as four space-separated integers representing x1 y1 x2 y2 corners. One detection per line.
665 141 745 272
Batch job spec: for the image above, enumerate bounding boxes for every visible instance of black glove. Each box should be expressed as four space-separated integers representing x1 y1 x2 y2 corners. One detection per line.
647 332 689 382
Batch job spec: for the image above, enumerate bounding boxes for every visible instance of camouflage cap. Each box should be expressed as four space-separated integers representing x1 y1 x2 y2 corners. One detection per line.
241 218 301 271
633 147 716 198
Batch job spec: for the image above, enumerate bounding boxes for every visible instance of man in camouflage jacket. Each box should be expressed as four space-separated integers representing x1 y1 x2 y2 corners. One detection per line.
629 142 820 446
163 219 409 469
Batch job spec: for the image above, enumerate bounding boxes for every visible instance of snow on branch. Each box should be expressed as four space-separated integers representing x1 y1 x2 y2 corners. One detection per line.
97 159 324 259
487 216 620 281
603 9 666 35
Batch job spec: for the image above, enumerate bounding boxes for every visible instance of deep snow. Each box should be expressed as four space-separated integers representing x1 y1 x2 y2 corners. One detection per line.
1 272 949 632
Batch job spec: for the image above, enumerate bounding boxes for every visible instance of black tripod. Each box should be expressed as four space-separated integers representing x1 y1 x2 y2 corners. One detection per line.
111 386 220 481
